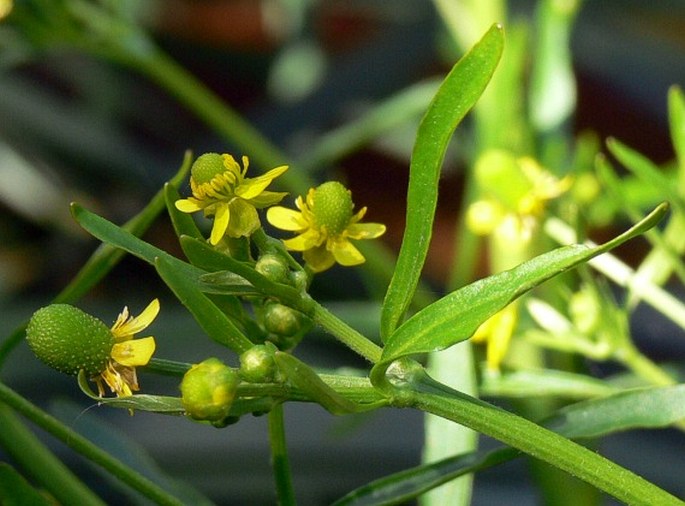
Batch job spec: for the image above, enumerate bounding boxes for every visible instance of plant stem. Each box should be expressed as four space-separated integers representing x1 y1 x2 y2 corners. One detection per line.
617 345 677 387
268 404 297 506
0 403 105 506
407 371 683 506
0 382 185 506
310 301 382 363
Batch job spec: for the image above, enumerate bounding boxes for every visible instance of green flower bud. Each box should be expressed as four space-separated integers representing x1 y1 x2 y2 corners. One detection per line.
311 181 354 235
190 153 225 184
263 302 306 338
26 305 114 377
239 343 279 383
289 270 309 291
180 358 239 422
255 254 290 284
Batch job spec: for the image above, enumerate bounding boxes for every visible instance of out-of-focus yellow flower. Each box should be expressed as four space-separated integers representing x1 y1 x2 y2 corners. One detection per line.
0 0 12 20
267 181 386 272
176 153 288 245
472 303 518 372
467 150 571 241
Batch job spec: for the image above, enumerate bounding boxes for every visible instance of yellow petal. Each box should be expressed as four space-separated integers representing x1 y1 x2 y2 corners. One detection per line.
303 245 335 272
345 222 386 240
222 154 243 177
330 239 365 266
236 165 288 200
111 336 156 367
112 299 160 340
283 228 322 251
175 198 205 213
210 202 230 245
267 206 308 231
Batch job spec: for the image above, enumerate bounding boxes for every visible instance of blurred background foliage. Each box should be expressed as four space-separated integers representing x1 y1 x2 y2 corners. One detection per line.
1 1 684 504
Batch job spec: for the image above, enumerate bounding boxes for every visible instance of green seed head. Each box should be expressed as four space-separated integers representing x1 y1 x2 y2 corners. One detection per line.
191 153 225 185
180 358 239 422
311 181 354 235
26 304 114 377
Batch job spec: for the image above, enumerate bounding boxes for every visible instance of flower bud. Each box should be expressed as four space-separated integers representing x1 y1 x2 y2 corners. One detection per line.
239 344 278 383
311 181 354 235
263 302 307 338
26 304 114 377
255 254 290 285
180 358 239 422
190 153 225 185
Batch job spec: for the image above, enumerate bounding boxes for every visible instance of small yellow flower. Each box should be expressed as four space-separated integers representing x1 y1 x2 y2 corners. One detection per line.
471 302 518 372
467 150 571 240
97 299 159 397
175 153 288 245
267 181 386 272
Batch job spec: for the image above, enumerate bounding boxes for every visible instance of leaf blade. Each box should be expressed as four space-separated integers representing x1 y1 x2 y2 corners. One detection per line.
380 24 504 340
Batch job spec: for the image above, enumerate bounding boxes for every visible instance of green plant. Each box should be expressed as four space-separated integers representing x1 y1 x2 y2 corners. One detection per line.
1 2 684 505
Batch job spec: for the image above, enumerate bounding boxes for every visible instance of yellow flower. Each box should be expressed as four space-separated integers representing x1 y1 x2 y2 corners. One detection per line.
471 302 518 372
267 181 386 272
467 151 571 240
175 153 288 245
98 299 160 397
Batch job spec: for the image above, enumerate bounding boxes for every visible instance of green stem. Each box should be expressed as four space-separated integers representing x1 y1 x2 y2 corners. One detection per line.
617 345 677 387
310 301 382 363
268 404 297 506
0 403 105 506
406 371 683 506
0 382 184 506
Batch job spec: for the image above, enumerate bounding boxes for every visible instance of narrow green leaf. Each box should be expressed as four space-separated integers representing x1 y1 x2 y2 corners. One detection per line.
331 446 516 506
332 385 685 506
0 463 55 506
544 385 685 439
480 368 618 400
198 270 259 296
154 256 254 354
380 204 667 364
70 204 206 284
669 86 685 178
180 236 310 312
380 24 504 340
78 371 185 414
164 181 204 241
607 137 685 215
274 352 363 415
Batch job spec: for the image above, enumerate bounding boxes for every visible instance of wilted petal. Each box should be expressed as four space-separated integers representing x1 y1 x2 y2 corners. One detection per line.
112 299 160 341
